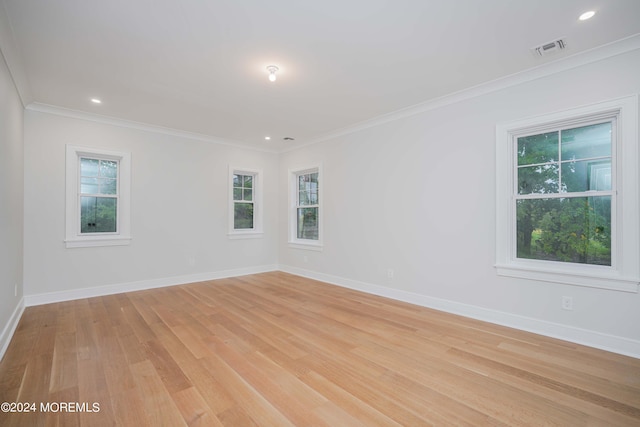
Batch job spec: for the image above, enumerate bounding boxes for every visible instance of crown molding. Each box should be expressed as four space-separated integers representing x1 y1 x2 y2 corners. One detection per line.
0 1 33 106
286 33 640 153
25 103 280 153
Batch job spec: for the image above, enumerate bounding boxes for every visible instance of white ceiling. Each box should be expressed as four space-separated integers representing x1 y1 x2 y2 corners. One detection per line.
1 0 639 151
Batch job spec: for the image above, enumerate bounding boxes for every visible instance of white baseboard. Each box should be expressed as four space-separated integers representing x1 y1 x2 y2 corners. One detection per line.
0 297 25 362
15 264 640 359
24 264 279 307
279 265 640 359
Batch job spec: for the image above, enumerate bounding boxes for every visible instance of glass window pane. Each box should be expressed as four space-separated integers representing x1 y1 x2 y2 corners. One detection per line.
243 175 253 188
243 188 253 201
561 160 611 193
518 164 559 194
561 122 611 161
100 178 117 194
297 207 318 240
100 160 118 178
517 131 558 166
81 197 117 233
80 177 99 194
516 196 611 266
80 158 99 177
233 174 242 187
309 191 318 205
233 188 242 200
298 190 309 206
299 175 307 191
234 203 254 229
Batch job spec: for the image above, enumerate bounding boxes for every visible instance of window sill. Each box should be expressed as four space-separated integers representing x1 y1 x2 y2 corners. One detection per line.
495 262 639 293
228 231 264 240
288 241 323 252
65 236 131 249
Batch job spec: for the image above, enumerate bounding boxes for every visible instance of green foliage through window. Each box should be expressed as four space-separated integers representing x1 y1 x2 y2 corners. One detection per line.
296 172 319 240
515 122 612 265
233 174 254 229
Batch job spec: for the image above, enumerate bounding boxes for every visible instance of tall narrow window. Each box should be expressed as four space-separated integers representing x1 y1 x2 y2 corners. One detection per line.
228 167 263 238
297 171 319 240
289 166 322 250
496 95 639 292
65 145 131 248
80 157 119 233
233 174 254 230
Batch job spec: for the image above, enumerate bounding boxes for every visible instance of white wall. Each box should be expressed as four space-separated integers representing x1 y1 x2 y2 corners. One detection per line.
14 40 640 357
23 110 279 300
0 48 24 356
279 48 640 355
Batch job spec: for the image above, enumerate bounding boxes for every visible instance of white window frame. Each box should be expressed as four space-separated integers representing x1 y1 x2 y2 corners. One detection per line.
65 145 131 248
228 166 263 239
496 95 639 293
289 165 323 251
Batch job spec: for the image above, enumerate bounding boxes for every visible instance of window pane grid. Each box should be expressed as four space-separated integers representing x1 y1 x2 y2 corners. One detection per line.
294 171 319 241
516 122 612 197
232 173 256 230
514 121 613 266
79 157 119 234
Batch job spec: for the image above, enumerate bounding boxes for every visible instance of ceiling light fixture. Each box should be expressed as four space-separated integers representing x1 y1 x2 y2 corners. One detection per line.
264 136 271 140
266 65 279 82
90 98 102 104
579 11 595 21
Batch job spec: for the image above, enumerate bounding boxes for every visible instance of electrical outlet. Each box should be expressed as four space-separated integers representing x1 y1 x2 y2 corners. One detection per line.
387 269 394 279
14 283 18 297
561 296 573 311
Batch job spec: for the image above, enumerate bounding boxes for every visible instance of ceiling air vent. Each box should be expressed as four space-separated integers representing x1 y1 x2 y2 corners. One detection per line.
532 38 567 57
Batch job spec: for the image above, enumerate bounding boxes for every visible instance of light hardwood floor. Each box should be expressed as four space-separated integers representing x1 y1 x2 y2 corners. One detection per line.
1 272 639 426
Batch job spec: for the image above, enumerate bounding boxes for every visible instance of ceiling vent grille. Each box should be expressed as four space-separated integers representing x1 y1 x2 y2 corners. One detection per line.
532 38 567 56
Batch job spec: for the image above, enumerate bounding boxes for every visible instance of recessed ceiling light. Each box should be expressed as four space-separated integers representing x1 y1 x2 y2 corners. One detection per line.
90 98 102 104
264 136 271 140
579 11 595 21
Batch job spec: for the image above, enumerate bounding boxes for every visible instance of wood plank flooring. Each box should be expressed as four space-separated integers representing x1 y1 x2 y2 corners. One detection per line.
1 271 639 426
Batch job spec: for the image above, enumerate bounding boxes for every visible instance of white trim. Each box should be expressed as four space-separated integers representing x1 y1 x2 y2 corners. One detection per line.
65 236 132 248
288 242 324 252
228 166 263 238
283 34 640 153
27 103 278 153
13 265 640 358
0 298 25 362
24 265 278 307
288 165 323 248
495 95 639 292
227 232 264 240
65 145 132 248
278 265 640 359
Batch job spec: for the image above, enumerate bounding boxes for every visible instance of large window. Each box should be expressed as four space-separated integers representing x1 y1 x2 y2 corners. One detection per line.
289 166 322 250
516 122 612 266
228 167 262 238
65 146 131 248
496 96 639 292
